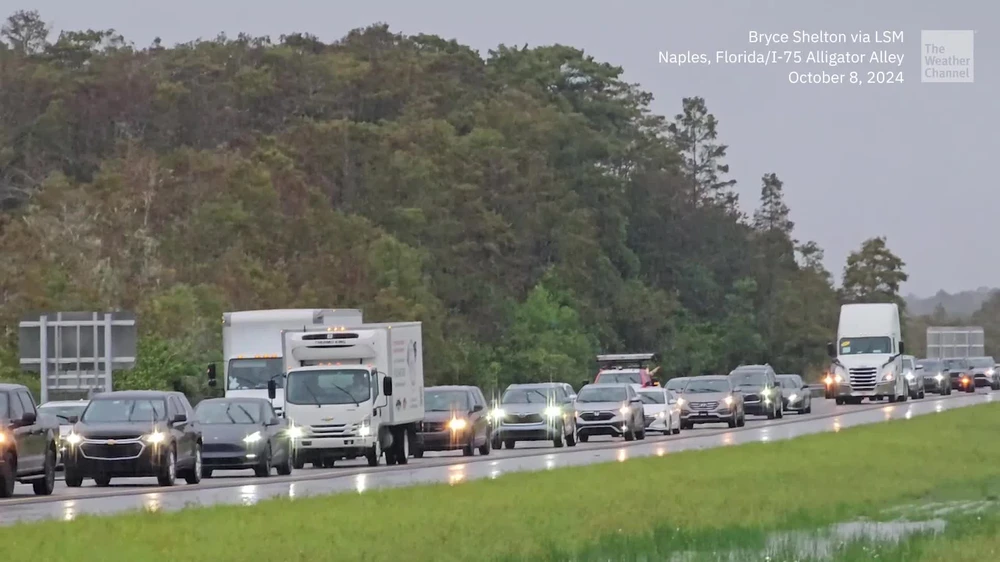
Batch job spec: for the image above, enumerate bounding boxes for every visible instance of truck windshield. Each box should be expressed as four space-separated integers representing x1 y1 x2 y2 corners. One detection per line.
82 399 167 423
228 358 285 390
424 390 469 412
838 337 892 355
596 371 641 384
286 369 371 405
969 357 995 368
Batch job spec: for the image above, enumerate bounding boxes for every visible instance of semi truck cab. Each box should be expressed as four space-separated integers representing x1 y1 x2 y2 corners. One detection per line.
827 303 908 405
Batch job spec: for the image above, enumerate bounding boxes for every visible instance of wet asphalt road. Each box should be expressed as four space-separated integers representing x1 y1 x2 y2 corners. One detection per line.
0 390 994 524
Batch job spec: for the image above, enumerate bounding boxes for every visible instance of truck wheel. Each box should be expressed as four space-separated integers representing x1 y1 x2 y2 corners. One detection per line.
396 427 411 465
32 446 56 496
0 452 15 498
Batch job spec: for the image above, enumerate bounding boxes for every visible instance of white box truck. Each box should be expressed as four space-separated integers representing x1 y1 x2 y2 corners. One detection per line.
206 309 363 415
275 322 423 468
826 303 909 405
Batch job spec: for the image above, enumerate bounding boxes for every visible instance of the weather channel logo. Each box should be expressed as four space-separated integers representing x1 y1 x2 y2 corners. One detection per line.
921 30 974 82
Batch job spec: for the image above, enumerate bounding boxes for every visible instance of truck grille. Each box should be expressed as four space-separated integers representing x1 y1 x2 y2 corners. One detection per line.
80 441 144 460
688 401 719 409
308 423 361 438
503 413 543 424
580 411 614 421
849 367 878 391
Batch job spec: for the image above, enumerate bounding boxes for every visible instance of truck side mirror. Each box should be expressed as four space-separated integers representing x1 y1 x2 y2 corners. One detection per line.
826 342 836 358
898 341 905 355
207 363 217 387
383 376 393 396
267 379 277 400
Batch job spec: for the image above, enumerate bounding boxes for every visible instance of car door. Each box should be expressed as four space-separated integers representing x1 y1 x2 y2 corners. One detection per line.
467 390 484 444
166 396 193 463
17 390 45 472
6 391 38 473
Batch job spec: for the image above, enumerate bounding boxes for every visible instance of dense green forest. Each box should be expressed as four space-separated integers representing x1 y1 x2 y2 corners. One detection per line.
0 11 914 398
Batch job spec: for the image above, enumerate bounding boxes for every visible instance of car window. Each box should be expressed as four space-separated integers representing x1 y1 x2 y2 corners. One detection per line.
9 392 24 419
638 391 665 404
577 386 628 402
685 379 731 393
0 392 8 419
596 371 642 384
196 401 263 424
17 390 37 416
502 388 557 404
82 398 167 422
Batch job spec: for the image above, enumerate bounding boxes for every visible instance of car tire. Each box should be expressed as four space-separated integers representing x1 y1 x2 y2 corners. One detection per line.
276 446 293 476
479 434 492 455
64 467 84 487
94 475 111 487
491 436 501 450
728 415 737 428
254 444 272 477
0 452 15 498
578 435 589 443
636 426 646 440
672 424 680 434
157 446 177 487
566 426 577 447
202 468 214 478
737 414 745 427
185 444 203 485
32 446 56 496
552 431 564 448
804 404 812 414
292 451 305 470
504 439 516 449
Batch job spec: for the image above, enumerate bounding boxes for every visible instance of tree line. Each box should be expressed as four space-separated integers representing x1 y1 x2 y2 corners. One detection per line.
0 10 912 399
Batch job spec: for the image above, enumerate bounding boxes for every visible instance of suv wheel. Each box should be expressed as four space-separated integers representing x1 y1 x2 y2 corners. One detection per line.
32 446 56 496
158 447 177 487
0 452 15 498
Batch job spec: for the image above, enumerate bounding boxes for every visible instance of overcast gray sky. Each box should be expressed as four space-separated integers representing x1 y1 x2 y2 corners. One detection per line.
8 0 996 297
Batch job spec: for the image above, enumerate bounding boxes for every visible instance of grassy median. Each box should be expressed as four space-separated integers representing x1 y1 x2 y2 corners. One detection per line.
3 402 1000 561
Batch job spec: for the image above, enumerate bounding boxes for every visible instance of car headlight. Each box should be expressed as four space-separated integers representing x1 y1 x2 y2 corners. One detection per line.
0 432 6 444
144 431 166 444
243 431 262 444
761 388 772 398
287 425 304 439
490 408 506 421
448 418 468 431
823 375 833 385
834 374 843 383
676 397 685 407
543 406 562 418
619 405 630 415
905 372 914 381
935 373 944 381
64 432 82 445
789 393 798 402
724 395 734 406
988 369 995 376
883 372 894 381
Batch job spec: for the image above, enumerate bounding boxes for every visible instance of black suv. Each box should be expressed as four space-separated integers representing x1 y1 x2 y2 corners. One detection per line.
729 365 784 419
414 385 493 458
0 384 58 497
63 390 203 487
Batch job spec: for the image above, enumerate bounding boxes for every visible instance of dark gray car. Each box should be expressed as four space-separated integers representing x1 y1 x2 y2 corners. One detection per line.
195 397 293 478
679 376 745 429
915 358 951 395
776 374 812 414
729 366 783 419
491 383 577 449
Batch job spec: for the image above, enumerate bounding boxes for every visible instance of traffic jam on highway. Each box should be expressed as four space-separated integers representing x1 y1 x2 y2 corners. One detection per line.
2 303 998 499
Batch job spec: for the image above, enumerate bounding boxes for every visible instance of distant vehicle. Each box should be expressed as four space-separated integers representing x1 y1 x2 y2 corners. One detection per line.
0 383 58 498
900 355 926 399
914 358 951 395
594 353 659 388
37 399 89 467
636 387 680 434
194 397 293 478
968 356 999 390
491 383 577 449
678 376 745 429
943 357 976 393
776 374 812 414
827 303 909 405
414 386 492 458
665 377 691 394
62 390 203 487
574 383 645 442
729 365 783 419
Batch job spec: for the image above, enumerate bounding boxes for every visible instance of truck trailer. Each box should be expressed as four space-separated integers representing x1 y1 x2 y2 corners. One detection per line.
207 308 363 416
276 322 424 468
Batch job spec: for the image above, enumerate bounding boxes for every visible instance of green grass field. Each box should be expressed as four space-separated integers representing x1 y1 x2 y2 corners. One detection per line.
3 402 1000 561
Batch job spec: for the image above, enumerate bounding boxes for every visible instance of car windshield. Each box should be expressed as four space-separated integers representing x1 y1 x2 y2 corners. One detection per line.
425 390 470 412
577 386 628 402
38 403 88 422
730 371 767 386
286 369 372 405
0 393 7 418
685 379 731 393
596 371 641 384
502 388 557 404
638 391 665 404
195 401 262 424
227 358 285 390
916 360 943 371
777 377 800 389
665 378 689 391
944 358 969 370
838 337 892 355
82 398 167 423
969 357 995 368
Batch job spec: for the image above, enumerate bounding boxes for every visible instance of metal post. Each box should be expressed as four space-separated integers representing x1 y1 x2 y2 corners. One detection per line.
39 314 49 404
92 312 99 393
104 313 113 392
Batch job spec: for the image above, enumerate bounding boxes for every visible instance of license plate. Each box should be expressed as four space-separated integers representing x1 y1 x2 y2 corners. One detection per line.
699 410 708 416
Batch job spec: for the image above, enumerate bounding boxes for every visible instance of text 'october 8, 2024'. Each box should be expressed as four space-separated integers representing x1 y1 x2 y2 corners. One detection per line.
658 30 909 86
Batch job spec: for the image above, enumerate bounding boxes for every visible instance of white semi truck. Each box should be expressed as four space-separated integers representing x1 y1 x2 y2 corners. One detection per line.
274 322 424 468
207 309 363 415
826 303 909 405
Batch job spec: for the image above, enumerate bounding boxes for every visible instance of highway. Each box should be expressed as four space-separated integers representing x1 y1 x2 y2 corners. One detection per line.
0 391 993 525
